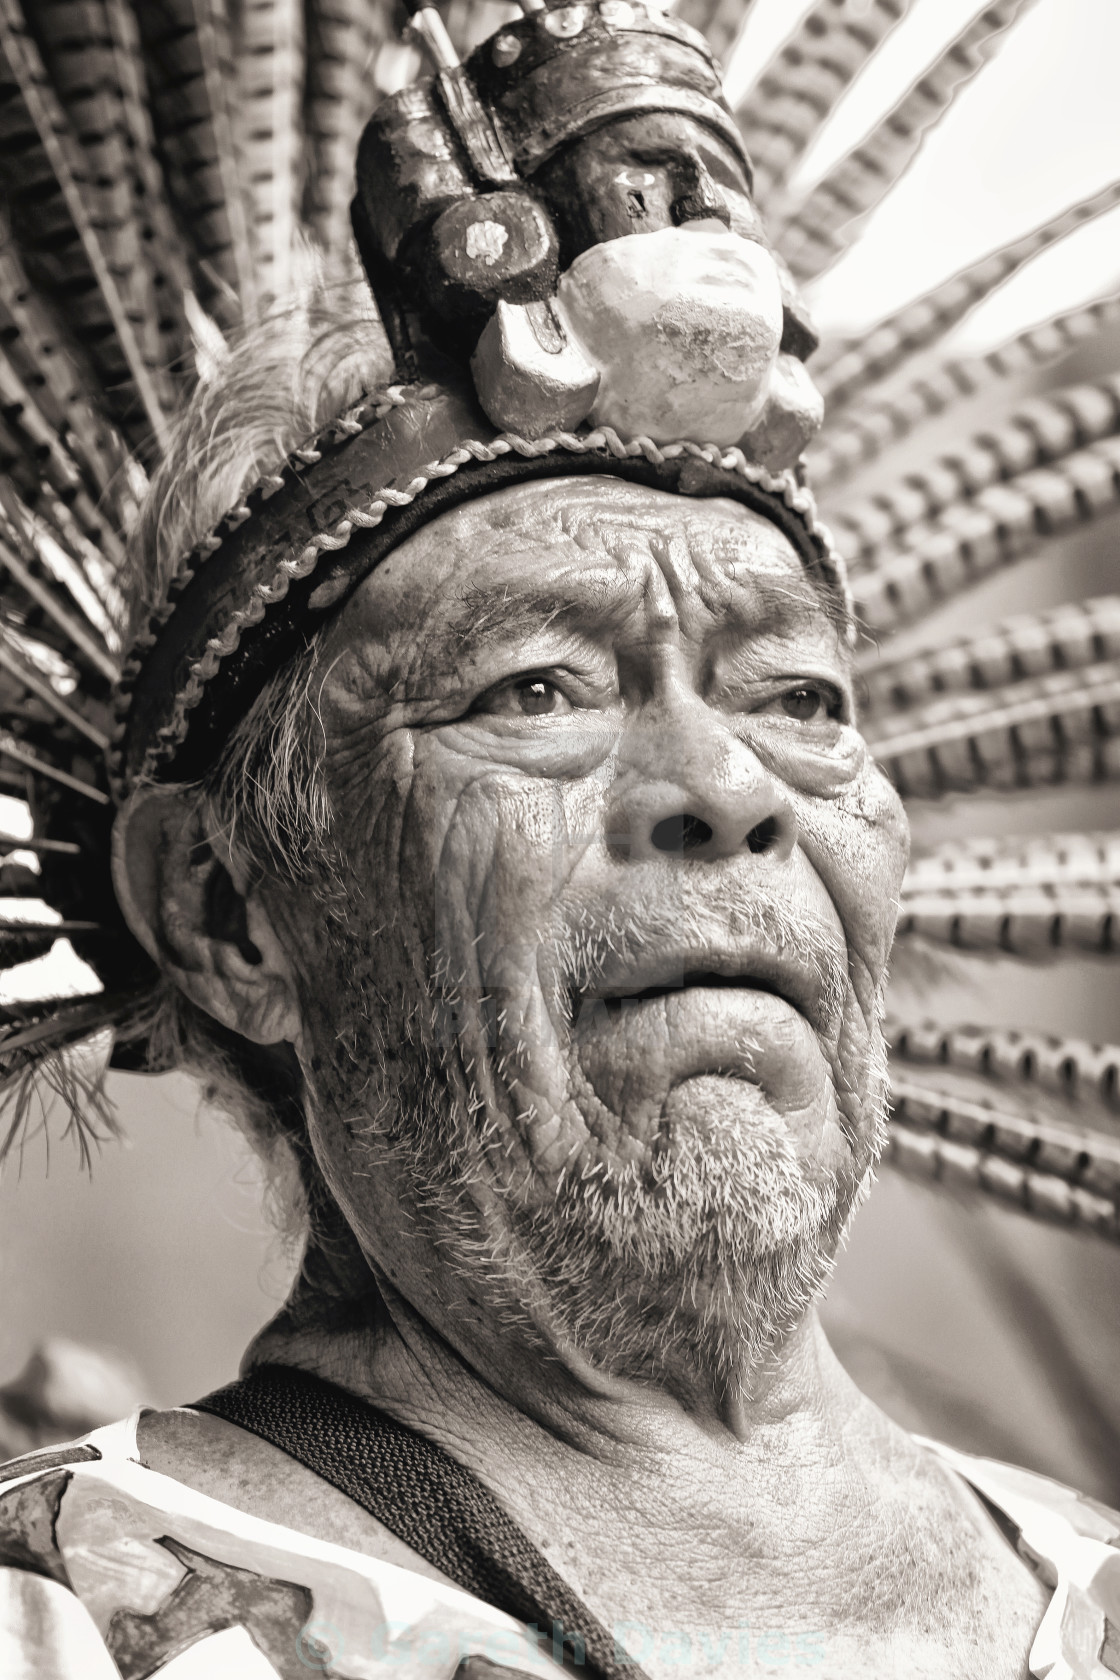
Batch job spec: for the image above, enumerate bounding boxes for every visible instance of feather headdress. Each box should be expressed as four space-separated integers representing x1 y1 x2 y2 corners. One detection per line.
0 0 1116 1253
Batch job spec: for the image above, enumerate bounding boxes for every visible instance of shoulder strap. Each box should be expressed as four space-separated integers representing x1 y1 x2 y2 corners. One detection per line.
194 1363 645 1680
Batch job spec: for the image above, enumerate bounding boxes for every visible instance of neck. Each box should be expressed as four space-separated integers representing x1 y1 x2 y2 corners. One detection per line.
245 1234 926 1637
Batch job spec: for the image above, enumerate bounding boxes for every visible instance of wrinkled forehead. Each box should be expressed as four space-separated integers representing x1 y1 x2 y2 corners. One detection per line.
325 477 838 655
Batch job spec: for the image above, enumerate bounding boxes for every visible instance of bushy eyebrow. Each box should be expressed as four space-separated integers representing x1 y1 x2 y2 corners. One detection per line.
439 575 635 661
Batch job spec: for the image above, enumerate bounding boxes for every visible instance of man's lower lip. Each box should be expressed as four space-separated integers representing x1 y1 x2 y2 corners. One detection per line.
572 973 792 1025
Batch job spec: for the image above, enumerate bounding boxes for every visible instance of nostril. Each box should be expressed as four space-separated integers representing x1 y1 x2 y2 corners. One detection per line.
651 813 713 854
746 816 781 855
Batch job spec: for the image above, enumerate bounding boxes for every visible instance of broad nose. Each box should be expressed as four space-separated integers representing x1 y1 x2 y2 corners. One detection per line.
671 157 731 229
608 706 797 864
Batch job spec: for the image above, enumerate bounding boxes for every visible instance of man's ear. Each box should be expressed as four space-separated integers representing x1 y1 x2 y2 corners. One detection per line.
112 784 303 1048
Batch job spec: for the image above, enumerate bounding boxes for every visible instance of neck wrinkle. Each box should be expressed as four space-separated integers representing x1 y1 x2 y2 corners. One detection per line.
248 1241 877 1512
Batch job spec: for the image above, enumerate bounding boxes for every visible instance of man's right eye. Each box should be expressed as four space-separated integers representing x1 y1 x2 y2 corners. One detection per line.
476 676 572 717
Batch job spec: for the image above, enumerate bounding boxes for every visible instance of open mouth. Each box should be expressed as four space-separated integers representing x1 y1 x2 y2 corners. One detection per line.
572 971 794 1026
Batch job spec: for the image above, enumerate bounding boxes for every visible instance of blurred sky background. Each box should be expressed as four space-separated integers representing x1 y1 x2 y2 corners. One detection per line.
2 0 1119 1496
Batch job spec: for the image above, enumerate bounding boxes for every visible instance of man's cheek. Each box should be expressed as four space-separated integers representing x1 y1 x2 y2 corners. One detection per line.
793 771 908 982
421 772 567 986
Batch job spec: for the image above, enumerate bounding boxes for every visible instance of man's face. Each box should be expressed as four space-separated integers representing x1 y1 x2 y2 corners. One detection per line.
283 479 908 1398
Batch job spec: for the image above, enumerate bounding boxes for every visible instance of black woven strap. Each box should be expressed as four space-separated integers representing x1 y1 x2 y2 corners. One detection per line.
194 1363 646 1680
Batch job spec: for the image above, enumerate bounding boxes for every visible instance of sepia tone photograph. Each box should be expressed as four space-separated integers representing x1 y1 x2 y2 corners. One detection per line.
0 0 1117 1673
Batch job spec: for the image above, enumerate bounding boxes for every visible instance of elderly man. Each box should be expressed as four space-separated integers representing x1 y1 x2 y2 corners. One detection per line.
5 459 1062 1679
1 2 1117 1677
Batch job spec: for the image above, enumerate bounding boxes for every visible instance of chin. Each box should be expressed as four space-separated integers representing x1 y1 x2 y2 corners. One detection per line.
501 1071 865 1398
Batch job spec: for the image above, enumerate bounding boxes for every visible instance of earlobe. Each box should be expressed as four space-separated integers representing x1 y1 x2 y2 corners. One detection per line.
112 785 303 1048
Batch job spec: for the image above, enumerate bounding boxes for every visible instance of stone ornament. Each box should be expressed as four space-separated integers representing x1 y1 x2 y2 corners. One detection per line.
354 0 822 466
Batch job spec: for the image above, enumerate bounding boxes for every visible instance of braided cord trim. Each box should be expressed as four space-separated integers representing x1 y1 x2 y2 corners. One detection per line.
119 423 848 788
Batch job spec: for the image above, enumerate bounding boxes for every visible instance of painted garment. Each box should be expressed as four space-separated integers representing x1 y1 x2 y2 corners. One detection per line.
0 1413 1117 1679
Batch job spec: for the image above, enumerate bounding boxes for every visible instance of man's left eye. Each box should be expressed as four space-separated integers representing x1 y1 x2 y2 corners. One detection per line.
767 685 838 722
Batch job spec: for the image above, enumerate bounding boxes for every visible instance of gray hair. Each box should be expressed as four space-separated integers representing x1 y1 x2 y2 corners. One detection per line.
128 258 391 1228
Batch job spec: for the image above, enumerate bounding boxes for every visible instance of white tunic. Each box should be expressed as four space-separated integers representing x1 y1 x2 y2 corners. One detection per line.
0 1414 1116 1679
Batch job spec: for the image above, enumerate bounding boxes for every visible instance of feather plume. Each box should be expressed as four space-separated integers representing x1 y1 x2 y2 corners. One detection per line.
302 0 393 260
0 633 109 750
0 209 132 516
733 0 914 210
0 1004 124 1172
0 0 175 452
231 0 305 309
832 376 1120 569
0 542 115 695
900 826 1120 960
860 596 1120 719
896 879 1119 957
866 657 1120 799
670 0 756 67
884 1075 1119 1238
133 0 258 327
817 179 1120 416
21 0 192 385
103 0 196 363
0 348 128 566
889 1017 1120 1114
897 830 1120 956
851 435 1120 634
775 0 1039 281
810 289 1120 489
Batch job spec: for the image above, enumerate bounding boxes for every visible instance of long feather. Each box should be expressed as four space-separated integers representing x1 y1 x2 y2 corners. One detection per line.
775 0 1039 281
0 634 109 749
22 0 190 383
733 0 915 209
811 289 1120 490
852 434 1120 634
905 829 1120 885
896 879 1119 957
860 596 1120 721
897 831 1120 956
0 832 79 856
817 179 1120 416
0 999 124 1173
832 376 1120 569
0 0 174 451
0 209 131 516
231 0 305 309
0 484 118 652
103 0 195 374
0 343 128 564
302 0 394 260
888 1017 1120 1113
0 528 116 685
671 0 757 67
866 658 1120 799
133 0 258 327
885 1077 1119 1238
0 732 110 802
